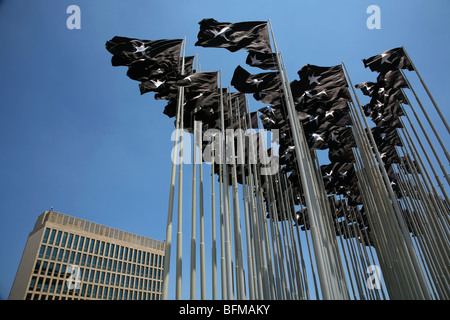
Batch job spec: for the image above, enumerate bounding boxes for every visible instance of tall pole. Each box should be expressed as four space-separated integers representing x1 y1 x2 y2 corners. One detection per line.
175 83 185 300
400 70 450 181
210 133 218 300
190 120 197 299
402 46 449 134
219 70 235 300
268 19 348 300
343 62 433 299
199 121 206 300
162 38 186 300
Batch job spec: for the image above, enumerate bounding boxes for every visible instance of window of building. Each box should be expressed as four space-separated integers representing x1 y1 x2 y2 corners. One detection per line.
56 280 63 294
47 262 54 276
75 252 81 265
36 277 43 292
38 245 45 259
81 283 86 297
40 261 47 275
78 236 84 251
61 232 68 247
104 243 110 257
69 251 76 264
67 234 73 248
49 229 56 245
89 239 94 253
57 248 64 262
51 247 58 261
84 238 90 252
34 260 41 274
50 279 57 293
94 240 100 255
55 231 62 246
60 264 66 277
42 228 50 244
54 263 60 277
45 246 52 259
72 235 79 250
29 276 37 291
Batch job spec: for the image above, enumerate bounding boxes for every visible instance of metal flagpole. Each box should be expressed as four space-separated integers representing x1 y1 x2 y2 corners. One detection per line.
398 102 450 205
210 133 218 300
219 70 235 300
400 71 450 181
402 46 449 134
227 93 246 299
190 120 197 299
162 38 186 300
175 81 185 300
238 97 256 299
268 19 348 299
199 121 206 300
343 62 434 299
218 129 226 299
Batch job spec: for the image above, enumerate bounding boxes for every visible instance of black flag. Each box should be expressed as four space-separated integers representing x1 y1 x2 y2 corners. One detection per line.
106 37 183 67
231 65 280 93
195 18 272 53
362 47 414 72
176 71 218 91
296 64 348 91
246 51 278 70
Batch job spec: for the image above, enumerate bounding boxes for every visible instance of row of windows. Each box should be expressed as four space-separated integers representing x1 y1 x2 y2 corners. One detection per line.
28 275 162 299
37 245 163 278
26 286 161 300
42 227 162 266
33 260 162 289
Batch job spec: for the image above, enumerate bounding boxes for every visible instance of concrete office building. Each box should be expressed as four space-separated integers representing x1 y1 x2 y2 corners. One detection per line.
9 210 165 300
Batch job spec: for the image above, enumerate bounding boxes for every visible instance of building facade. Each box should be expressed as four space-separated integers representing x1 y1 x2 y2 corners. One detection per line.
9 210 165 300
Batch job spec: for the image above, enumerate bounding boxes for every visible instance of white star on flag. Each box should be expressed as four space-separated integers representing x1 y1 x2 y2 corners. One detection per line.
325 110 334 118
308 74 321 85
331 133 340 142
151 79 165 88
324 171 333 181
134 43 148 53
209 27 231 41
339 171 348 179
311 133 324 142
250 55 262 65
252 79 264 86
381 53 392 64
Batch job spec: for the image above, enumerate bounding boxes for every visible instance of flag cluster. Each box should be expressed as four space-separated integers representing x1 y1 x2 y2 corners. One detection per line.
357 47 415 195
105 21 448 300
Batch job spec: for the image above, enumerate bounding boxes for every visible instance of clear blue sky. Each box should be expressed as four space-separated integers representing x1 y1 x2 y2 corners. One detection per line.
0 0 448 300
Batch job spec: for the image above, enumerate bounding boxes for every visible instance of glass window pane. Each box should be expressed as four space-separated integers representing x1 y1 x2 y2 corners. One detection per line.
48 229 56 245
61 232 68 247
42 228 50 244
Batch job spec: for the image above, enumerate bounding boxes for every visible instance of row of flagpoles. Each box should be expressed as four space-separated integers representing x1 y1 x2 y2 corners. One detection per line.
105 19 449 300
